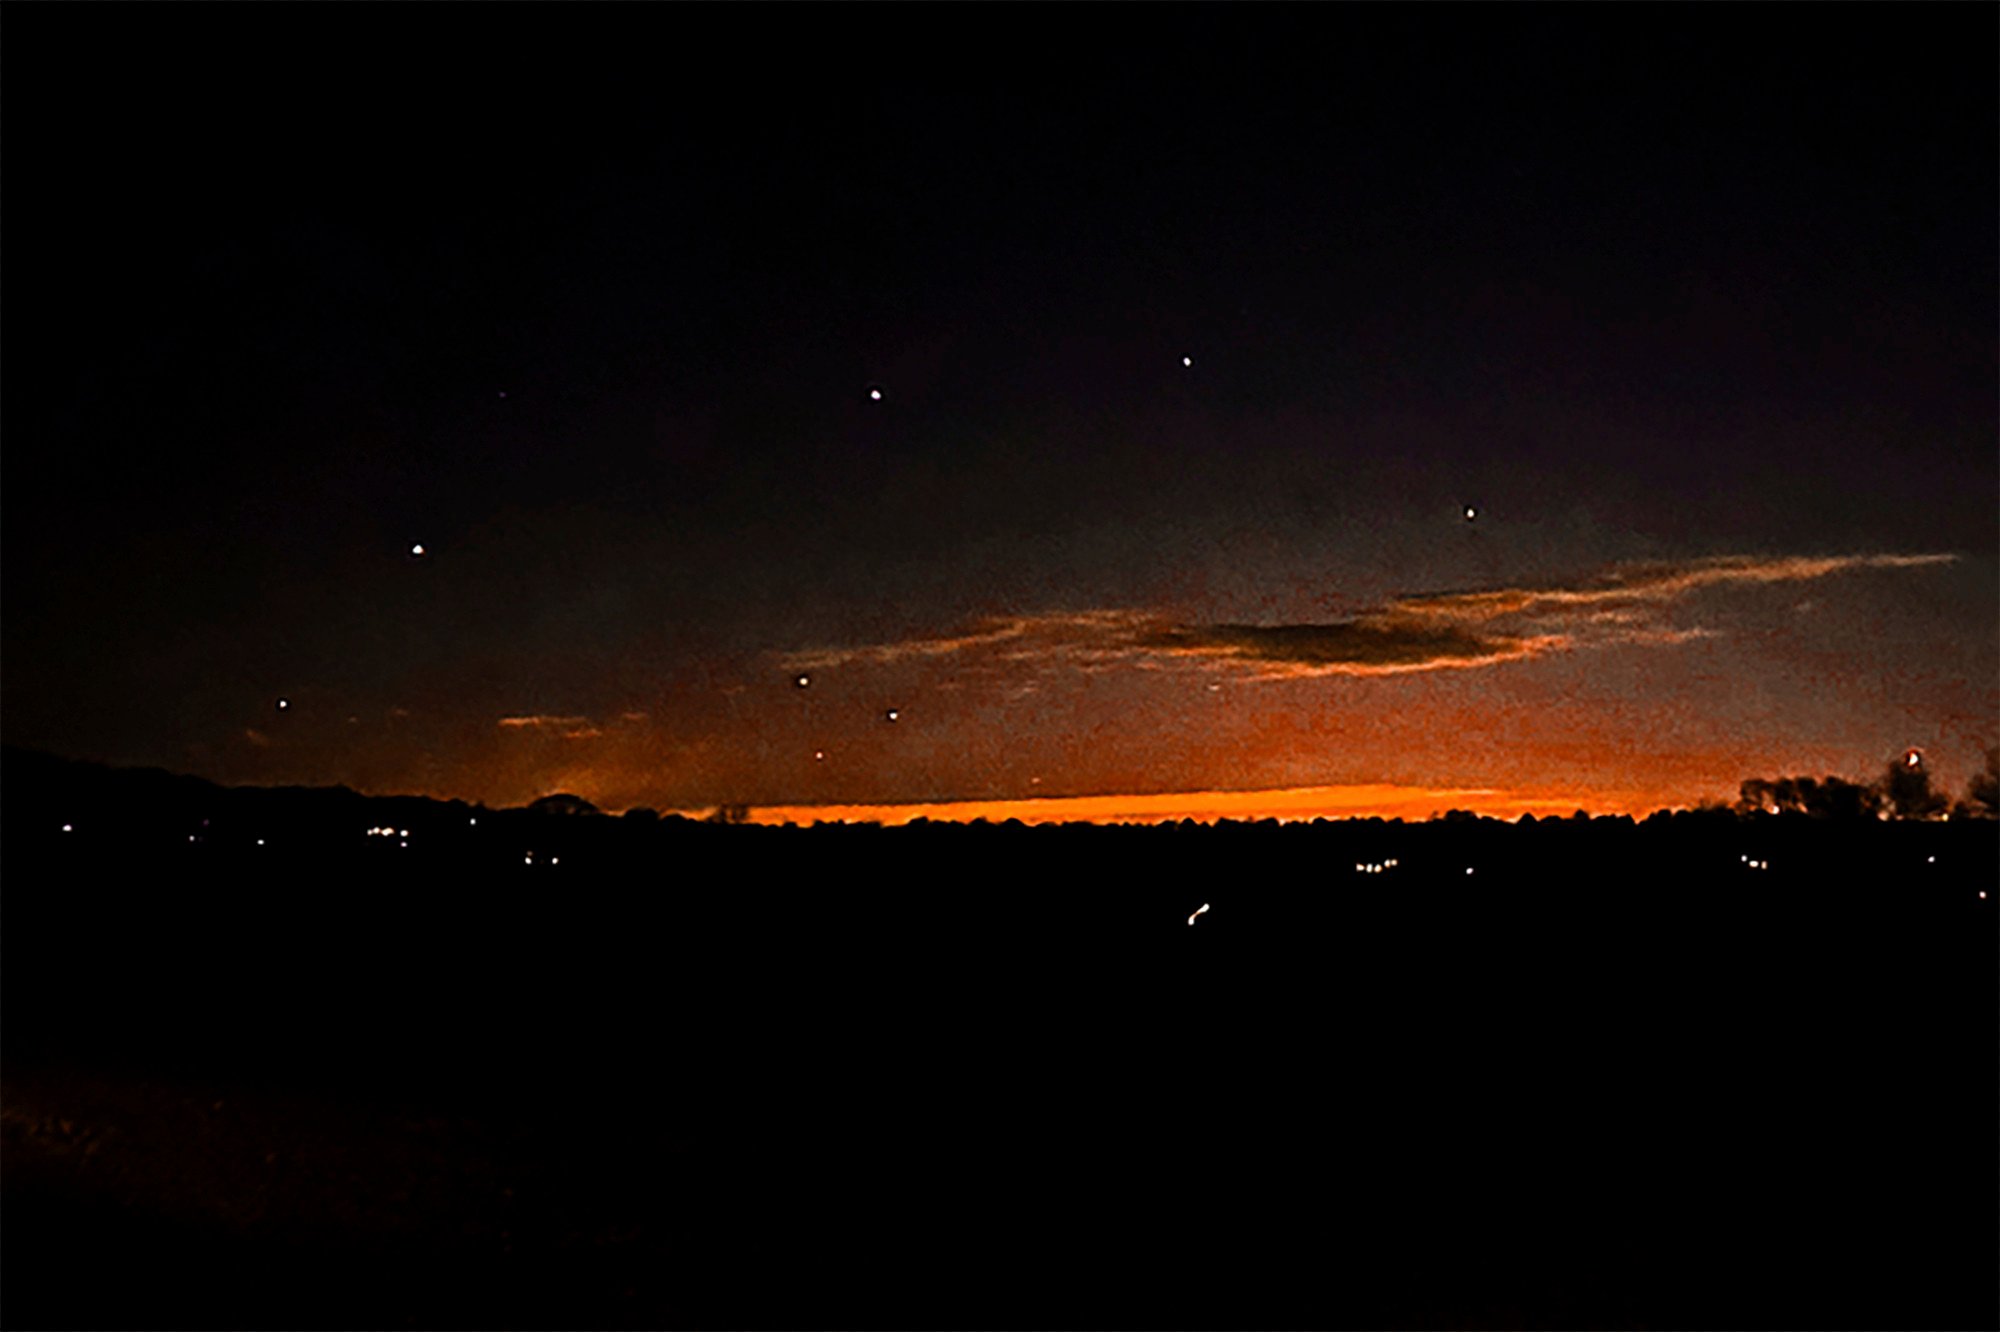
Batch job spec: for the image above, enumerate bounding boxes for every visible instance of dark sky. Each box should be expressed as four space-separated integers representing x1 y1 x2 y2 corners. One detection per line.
7 6 1994 818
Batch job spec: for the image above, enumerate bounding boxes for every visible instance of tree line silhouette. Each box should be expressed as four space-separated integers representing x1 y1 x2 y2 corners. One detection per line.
1733 747 1997 822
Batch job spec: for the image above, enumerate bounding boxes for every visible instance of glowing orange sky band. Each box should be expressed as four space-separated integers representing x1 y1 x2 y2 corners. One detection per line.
722 783 1659 827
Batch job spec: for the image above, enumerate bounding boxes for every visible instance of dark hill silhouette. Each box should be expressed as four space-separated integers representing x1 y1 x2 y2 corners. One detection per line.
2 744 1995 1330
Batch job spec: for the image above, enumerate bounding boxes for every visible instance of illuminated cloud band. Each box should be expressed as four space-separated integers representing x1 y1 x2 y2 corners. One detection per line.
779 552 1956 681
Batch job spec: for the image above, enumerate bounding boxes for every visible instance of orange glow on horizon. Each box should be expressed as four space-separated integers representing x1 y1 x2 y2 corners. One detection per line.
719 782 1669 827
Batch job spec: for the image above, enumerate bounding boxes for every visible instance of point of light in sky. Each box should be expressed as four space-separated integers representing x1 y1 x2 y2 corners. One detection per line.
61 823 73 833
885 708 900 722
868 387 882 401
1182 355 1192 367
814 750 825 760
276 698 289 711
410 543 426 557
1464 506 1478 521
1465 867 1474 875
1188 903 1210 925
1906 749 1922 767
795 674 811 688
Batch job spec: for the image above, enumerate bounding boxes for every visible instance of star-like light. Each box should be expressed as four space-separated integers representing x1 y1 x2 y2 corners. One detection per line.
1464 506 1478 521
868 387 883 401
276 697 290 711
795 674 811 688
410 543 426 558
885 708 900 722
1182 355 1193 367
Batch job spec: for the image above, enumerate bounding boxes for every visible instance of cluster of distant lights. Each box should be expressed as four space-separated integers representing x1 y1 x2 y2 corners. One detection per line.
523 850 559 867
1355 858 1400 874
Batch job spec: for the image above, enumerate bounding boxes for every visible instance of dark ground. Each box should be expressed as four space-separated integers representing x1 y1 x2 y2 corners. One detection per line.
3 756 1995 1329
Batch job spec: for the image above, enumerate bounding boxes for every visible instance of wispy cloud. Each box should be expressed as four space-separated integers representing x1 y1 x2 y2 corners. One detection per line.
777 552 1955 681
498 714 604 740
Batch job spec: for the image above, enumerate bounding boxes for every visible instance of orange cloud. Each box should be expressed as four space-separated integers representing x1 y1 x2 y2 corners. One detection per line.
775 551 1955 681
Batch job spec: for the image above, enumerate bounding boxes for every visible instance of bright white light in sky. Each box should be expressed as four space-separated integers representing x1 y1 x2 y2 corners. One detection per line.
1188 903 1210 925
61 823 73 833
276 698 290 710
1464 506 1477 521
885 708 900 722
796 674 811 688
1182 355 1192 367
868 388 882 401
410 543 426 557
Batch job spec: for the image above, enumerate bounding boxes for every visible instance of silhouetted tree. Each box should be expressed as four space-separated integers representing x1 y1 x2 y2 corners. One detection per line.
1958 747 1999 820
707 804 751 825
528 793 602 816
1807 776 1884 821
1881 754 1949 821
622 807 661 823
1739 773 1891 820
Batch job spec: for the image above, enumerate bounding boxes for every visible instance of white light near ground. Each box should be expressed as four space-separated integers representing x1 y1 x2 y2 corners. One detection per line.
551 857 559 866
1188 903 1210 926
1927 855 1936 864
257 839 265 846
469 817 477 826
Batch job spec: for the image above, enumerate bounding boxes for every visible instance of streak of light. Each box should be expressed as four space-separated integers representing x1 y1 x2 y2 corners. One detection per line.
1188 903 1210 925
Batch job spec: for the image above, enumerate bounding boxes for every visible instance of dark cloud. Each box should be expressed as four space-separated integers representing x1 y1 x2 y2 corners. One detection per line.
780 552 1956 680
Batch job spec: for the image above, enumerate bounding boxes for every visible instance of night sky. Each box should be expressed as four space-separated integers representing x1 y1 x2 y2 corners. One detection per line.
7 7 1994 820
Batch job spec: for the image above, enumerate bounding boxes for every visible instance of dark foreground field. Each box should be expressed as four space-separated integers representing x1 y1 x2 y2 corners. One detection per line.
4 768 1995 1329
